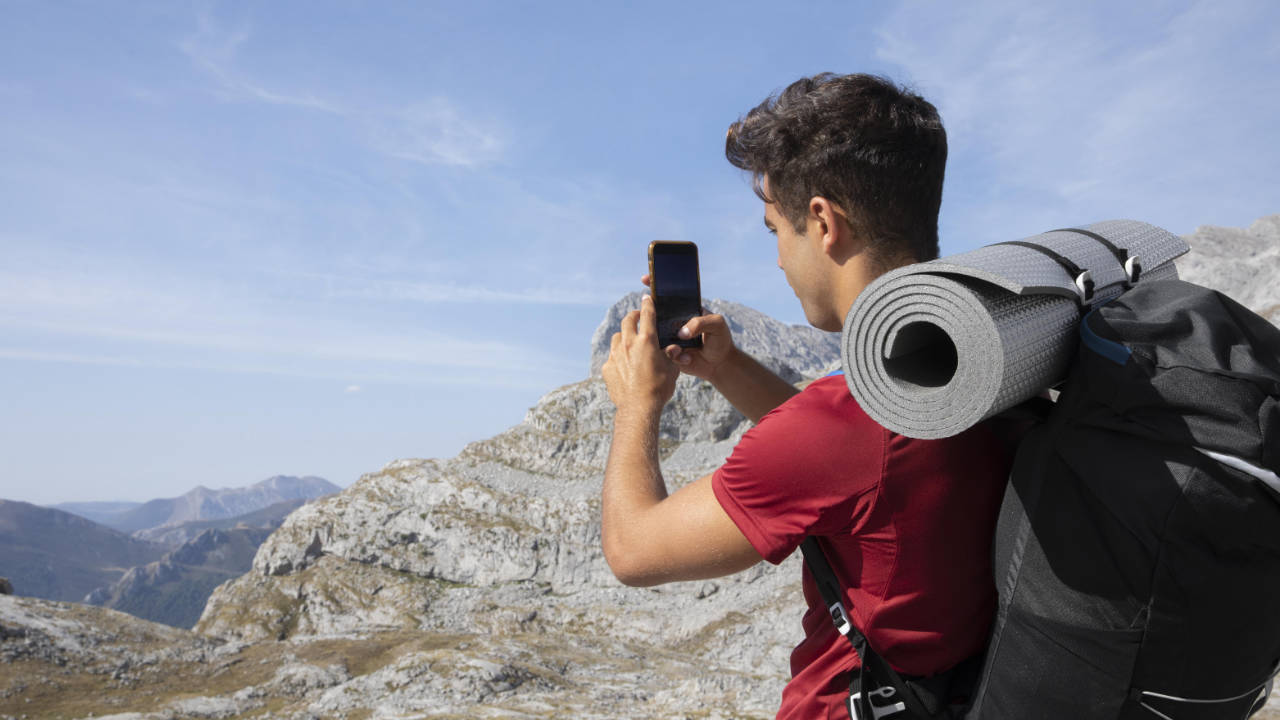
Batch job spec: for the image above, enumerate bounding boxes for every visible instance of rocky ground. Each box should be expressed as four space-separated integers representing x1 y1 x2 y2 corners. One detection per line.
1 593 786 719
4 591 1276 719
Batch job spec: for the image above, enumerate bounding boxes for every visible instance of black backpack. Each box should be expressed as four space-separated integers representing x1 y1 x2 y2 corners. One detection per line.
806 278 1280 720
966 278 1280 719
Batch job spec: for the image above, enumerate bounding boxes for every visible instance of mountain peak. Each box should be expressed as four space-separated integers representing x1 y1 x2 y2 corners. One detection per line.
588 292 840 380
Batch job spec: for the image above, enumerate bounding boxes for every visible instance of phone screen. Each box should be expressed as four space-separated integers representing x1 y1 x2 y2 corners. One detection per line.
649 241 702 349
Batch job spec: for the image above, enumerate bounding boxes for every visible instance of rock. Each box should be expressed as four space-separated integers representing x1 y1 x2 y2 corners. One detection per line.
0 577 12 595
1177 214 1280 323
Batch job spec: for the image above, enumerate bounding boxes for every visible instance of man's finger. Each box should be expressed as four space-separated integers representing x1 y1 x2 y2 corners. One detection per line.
638 295 658 338
620 309 640 346
681 313 725 339
641 274 651 287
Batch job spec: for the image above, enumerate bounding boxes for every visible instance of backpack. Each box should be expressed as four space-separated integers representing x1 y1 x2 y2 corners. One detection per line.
965 278 1280 719
817 260 1280 719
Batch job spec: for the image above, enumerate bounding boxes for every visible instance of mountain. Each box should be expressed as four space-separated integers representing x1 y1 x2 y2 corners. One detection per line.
47 500 143 526
0 215 1276 719
0 295 838 718
188 295 839 715
1175 214 1280 323
85 526 276 629
97 475 340 535
0 500 167 603
133 497 309 547
82 500 311 629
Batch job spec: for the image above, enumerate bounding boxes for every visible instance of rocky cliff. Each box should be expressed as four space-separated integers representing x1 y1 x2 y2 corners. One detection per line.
1176 214 1280 322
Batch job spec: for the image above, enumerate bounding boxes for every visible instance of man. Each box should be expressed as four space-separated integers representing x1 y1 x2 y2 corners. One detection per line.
600 73 1010 719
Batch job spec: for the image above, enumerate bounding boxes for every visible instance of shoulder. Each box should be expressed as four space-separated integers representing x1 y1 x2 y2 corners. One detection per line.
734 374 886 466
759 374 880 431
711 375 889 561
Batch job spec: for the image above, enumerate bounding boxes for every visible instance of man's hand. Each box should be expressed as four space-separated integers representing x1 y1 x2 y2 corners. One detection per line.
602 295 680 412
639 274 738 383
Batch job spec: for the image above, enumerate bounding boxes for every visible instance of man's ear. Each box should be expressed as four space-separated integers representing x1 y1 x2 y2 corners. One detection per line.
808 196 852 257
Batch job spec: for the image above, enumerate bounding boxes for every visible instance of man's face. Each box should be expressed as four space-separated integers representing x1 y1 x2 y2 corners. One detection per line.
763 200 834 330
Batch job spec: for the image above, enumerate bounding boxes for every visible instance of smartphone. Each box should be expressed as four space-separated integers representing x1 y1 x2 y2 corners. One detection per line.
648 240 703 349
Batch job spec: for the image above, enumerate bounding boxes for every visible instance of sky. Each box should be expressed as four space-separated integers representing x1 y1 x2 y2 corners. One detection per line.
2 0 1278 505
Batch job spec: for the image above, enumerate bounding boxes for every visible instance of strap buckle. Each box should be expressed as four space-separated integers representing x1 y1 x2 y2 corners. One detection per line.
1073 270 1095 304
1124 255 1142 286
828 601 853 637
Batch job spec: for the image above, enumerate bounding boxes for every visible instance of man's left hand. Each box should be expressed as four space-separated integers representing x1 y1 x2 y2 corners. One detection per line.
602 295 680 412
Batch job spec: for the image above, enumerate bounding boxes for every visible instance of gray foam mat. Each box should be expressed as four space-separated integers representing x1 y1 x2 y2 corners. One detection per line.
841 220 1187 438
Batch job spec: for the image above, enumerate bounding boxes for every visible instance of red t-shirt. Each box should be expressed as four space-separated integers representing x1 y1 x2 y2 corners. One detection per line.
712 375 1010 720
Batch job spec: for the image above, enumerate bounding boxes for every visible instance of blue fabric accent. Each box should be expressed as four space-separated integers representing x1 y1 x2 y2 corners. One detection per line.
1080 308 1131 365
826 369 845 377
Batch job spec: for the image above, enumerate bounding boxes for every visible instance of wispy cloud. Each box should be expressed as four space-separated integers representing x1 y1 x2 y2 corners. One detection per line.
280 270 617 307
0 254 575 389
178 11 504 167
368 100 506 167
874 0 1280 244
178 13 341 114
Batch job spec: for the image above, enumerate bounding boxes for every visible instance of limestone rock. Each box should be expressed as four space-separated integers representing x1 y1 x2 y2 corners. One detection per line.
1177 214 1280 323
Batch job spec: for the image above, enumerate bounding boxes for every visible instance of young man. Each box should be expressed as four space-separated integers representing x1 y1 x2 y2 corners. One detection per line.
600 73 1010 719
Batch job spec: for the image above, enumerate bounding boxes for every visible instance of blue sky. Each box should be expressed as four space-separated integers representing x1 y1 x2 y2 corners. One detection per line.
2 0 1277 505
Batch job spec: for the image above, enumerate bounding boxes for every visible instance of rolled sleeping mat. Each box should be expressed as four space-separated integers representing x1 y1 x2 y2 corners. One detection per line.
841 220 1188 439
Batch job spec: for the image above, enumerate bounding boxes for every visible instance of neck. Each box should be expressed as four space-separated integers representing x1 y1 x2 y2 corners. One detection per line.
824 253 888 332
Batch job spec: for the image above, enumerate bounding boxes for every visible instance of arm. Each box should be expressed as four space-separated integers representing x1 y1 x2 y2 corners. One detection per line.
698 344 799 424
600 296 763 586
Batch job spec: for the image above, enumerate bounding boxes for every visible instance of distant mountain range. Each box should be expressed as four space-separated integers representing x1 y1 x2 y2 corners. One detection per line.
53 475 339 535
1 475 338 627
47 500 144 526
85 525 277 629
0 500 166 603
133 497 310 547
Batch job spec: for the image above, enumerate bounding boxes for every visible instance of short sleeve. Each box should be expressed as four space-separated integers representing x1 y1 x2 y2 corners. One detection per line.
711 379 886 564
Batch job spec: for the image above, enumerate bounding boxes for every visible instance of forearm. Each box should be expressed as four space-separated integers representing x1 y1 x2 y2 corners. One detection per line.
601 404 668 576
709 347 800 423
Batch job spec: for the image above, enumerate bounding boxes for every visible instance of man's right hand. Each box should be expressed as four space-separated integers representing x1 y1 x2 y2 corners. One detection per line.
640 274 737 383
666 313 735 382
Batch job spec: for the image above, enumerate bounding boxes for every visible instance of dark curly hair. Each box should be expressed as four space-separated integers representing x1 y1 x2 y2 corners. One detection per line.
725 73 947 266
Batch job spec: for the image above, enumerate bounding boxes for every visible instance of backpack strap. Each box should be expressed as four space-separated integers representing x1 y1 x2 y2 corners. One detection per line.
1050 227 1142 286
993 240 1096 305
800 537 943 720
995 228 1143 307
